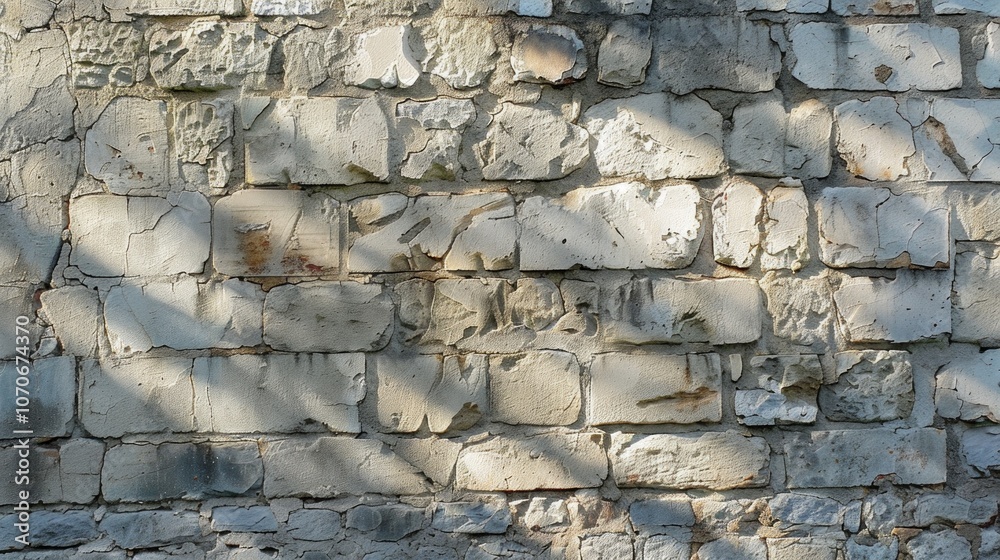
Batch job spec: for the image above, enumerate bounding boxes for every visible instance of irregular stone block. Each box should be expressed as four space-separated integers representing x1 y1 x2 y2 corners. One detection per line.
713 179 764 268
727 94 787 177
211 506 278 532
475 103 589 181
936 349 1000 422
263 282 393 352
930 99 1000 181
784 428 946 487
251 0 322 15
103 0 242 18
769 494 841 526
70 192 211 277
601 277 763 345
39 286 102 357
350 193 515 272
768 538 839 560
174 98 234 190
629 497 695 530
388 436 462 487
282 28 334 92
65 21 144 88
610 431 770 490
81 357 195 437
835 97 915 181
911 495 997 526
0 0 55 36
954 188 1000 242
846 536 899 560
590 353 722 425
0 286 35 360
0 31 75 159
149 21 273 90
400 129 464 180
432 502 510 534
245 97 390 185
933 0 1000 14
580 534 633 559
786 100 834 179
567 0 649 12
736 354 822 426
440 0 551 15
288 509 342 541
397 98 476 129
346 505 424 541
455 432 607 491
421 18 497 89
582 93 725 180
907 530 972 560
644 535 689 560
962 426 1000 476
699 537 767 560
761 186 809 271
102 442 262 502
511 497 568 532
821 351 913 422
520 182 702 271
375 353 486 433
818 187 948 269
345 26 420 89
104 276 265 354
649 18 779 94
30 511 98 548
0 357 73 438
982 24 1000 89
736 0 828 12
598 20 650 88
760 273 834 346
98 511 202 550
262 437 430 497
490 351 581 426
953 243 1000 344
194 353 365 433
791 23 960 91
84 97 169 195
213 189 339 277
832 0 917 14
511 25 586 84
833 270 951 343
0 439 103 505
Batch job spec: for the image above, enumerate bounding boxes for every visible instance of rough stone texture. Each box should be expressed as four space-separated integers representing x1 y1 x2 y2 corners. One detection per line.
911 495 997 526
0 31 75 159
713 179 764 268
149 21 273 90
211 506 278 533
102 442 262 502
99 511 202 550
70 193 211 277
834 270 951 343
511 497 568 532
432 502 511 534
350 193 515 272
582 93 725 180
104 276 265 354
262 437 430 497
39 285 102 356
421 18 497 89
440 0 552 16
245 97 390 185
784 428 946 487
282 28 334 92
65 21 144 88
251 0 322 15
580 533 633 559
213 189 339 277
787 100 834 178
963 426 1000 476
736 354 822 426
649 18 780 94
928 99 1000 181
610 431 770 490
519 182 703 270
0 357 74 437
833 0 918 14
375 353 486 433
590 353 722 425
81 357 196 437
817 187 948 269
933 0 1000 14
193 353 365 433
820 351 914 422
345 26 420 89
174 98 234 191
263 282 393 352
762 186 810 271
288 509 342 541
475 103 589 181
979 22 1000 88
760 273 835 347
346 505 424 541
768 538 839 560
907 530 972 560
790 23 960 91
567 0 649 13
455 432 607 491
598 20 650 87
952 243 1000 344
630 497 695 530
698 537 767 559
29 511 99 548
727 94 787 177
84 97 169 195
490 351 580 426
103 0 243 18
769 494 841 526
936 350 1000 422
601 277 763 345
835 97 916 181
511 25 586 84
0 439 103 505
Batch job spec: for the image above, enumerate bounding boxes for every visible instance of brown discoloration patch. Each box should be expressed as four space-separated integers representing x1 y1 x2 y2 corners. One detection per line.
875 64 893 84
239 229 271 275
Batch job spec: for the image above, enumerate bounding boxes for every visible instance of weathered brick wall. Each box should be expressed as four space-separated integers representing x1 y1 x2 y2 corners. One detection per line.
1 0 999 558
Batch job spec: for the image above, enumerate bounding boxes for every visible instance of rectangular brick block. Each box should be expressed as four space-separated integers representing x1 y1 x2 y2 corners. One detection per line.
263 282 393 352
834 270 951 343
455 432 607 491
